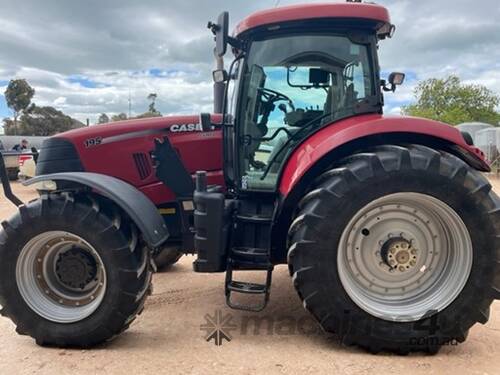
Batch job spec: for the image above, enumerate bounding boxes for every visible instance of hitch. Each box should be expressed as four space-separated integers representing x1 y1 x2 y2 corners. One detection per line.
0 153 23 207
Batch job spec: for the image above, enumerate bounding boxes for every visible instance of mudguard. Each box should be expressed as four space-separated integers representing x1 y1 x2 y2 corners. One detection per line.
24 172 169 248
279 114 489 196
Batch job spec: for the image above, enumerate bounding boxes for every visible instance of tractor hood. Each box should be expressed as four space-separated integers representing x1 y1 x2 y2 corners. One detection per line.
55 115 203 142
35 114 223 204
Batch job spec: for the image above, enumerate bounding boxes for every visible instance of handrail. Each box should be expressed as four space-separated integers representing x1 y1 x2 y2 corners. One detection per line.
0 153 24 207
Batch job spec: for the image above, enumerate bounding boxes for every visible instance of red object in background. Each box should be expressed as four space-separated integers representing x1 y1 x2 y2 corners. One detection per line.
18 154 32 167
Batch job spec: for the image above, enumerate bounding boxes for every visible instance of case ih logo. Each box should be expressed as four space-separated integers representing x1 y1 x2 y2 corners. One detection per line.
170 123 203 132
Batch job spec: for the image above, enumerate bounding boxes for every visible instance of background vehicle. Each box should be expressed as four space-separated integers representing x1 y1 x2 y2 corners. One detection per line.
18 149 38 180
0 136 47 180
0 1 498 354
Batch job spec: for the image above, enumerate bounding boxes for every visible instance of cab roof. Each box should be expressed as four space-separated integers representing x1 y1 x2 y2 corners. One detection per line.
234 2 391 37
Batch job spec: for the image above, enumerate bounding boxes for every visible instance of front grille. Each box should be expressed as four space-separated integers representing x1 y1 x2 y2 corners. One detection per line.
133 153 152 180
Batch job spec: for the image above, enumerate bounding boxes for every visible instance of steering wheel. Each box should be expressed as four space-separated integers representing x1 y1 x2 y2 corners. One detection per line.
257 87 295 110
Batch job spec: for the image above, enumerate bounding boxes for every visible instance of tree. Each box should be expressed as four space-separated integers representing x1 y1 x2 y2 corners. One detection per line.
402 75 500 125
3 105 84 136
147 93 160 115
4 79 35 135
97 113 110 124
135 111 162 119
111 113 128 122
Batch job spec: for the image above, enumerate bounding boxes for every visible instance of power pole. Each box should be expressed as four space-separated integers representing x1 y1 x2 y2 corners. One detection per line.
128 89 132 119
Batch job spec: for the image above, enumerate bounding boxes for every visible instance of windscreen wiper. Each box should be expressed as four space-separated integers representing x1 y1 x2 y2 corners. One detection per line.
259 112 334 181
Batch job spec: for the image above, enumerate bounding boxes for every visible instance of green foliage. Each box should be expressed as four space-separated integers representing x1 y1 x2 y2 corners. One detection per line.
4 79 36 134
402 75 500 125
135 111 162 119
111 113 128 122
4 79 35 115
3 105 84 136
97 113 110 124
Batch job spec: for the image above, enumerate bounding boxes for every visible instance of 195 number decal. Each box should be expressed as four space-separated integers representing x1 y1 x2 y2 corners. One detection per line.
84 137 102 148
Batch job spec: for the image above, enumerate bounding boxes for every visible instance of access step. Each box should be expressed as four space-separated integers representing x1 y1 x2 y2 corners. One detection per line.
227 281 267 294
235 214 272 224
225 264 273 312
229 247 271 270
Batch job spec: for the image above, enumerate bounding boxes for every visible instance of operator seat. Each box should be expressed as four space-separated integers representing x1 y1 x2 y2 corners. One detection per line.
324 83 342 115
243 120 267 170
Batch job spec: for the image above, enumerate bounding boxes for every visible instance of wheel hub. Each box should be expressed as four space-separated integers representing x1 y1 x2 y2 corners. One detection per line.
381 238 418 272
55 247 98 290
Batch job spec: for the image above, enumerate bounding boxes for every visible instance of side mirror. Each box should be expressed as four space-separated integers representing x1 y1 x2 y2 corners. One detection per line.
388 72 405 86
383 72 405 92
213 69 228 83
199 113 212 131
208 12 229 57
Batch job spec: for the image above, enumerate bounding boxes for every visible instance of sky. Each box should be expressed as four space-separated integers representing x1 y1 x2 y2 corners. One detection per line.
0 0 498 125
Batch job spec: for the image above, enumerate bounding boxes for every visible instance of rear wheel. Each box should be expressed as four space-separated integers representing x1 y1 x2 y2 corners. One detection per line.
288 144 500 353
0 193 152 347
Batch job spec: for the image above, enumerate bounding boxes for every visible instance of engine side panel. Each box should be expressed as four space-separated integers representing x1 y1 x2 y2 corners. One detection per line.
37 115 223 205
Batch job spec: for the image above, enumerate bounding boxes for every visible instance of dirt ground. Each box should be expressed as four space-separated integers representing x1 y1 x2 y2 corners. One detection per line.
0 181 499 375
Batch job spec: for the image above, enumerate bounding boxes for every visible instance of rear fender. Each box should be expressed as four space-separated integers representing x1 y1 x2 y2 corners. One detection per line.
279 114 489 196
25 172 169 248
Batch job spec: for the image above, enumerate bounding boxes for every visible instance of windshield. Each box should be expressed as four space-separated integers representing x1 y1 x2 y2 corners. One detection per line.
237 33 375 191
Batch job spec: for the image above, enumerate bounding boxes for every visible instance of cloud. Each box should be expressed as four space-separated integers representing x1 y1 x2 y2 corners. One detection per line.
0 0 498 124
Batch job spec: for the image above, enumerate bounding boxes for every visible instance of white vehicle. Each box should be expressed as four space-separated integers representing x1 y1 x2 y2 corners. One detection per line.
18 151 37 180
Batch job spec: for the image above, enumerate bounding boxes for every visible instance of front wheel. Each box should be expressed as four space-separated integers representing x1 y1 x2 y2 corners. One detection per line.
288 144 500 354
0 193 152 347
153 245 183 270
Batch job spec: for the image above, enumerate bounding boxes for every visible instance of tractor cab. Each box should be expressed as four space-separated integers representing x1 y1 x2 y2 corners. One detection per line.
195 2 405 309
207 2 402 193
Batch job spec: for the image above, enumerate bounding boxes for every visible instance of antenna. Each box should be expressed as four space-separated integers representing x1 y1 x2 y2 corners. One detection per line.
274 0 281 7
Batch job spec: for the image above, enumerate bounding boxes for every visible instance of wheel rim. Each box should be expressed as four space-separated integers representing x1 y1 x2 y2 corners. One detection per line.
337 192 473 322
16 231 106 323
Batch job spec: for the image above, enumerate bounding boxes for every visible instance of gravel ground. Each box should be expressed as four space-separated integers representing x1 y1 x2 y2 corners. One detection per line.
0 180 499 375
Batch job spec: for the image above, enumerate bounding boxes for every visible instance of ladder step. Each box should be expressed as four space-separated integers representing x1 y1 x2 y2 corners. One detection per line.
227 281 267 294
235 215 272 224
225 266 273 312
231 246 267 259
230 247 270 270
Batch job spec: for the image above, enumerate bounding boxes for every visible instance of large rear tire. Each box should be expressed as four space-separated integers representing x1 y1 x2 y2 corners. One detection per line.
288 144 500 354
0 193 152 347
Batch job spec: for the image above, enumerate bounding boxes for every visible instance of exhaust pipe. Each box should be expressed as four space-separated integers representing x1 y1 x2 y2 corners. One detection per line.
213 51 225 114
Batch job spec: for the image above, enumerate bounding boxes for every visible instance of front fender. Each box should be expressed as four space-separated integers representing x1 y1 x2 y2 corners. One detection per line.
279 114 489 196
25 172 169 248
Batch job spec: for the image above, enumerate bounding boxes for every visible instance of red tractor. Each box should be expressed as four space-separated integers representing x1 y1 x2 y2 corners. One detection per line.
0 1 498 354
